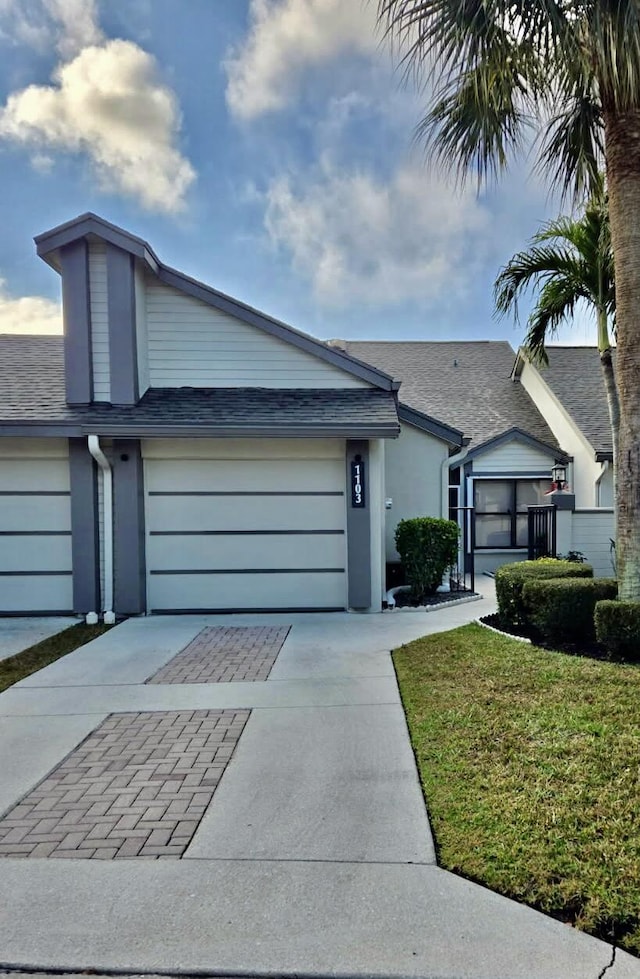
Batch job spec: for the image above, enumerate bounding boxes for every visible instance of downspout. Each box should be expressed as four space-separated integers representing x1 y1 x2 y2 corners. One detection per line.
442 446 469 519
88 435 116 625
595 460 610 508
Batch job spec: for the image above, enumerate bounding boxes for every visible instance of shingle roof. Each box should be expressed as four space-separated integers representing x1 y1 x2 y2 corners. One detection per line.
345 340 560 451
532 347 614 459
0 335 399 437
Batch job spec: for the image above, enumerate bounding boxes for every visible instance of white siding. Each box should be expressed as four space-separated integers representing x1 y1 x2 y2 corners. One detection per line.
519 360 601 506
0 439 73 612
142 438 348 611
572 509 615 578
145 277 369 389
89 242 110 402
384 423 448 561
473 438 555 473
134 261 150 397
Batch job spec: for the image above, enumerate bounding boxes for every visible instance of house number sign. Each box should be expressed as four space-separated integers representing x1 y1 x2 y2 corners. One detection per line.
351 456 366 508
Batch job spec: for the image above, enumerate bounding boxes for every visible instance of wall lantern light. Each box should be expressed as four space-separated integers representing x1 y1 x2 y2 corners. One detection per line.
552 463 567 491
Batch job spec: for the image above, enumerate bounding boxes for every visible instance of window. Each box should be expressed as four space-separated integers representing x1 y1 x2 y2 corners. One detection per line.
474 479 548 548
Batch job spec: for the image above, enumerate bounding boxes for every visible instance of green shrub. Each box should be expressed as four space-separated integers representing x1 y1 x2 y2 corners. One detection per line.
394 517 460 599
523 577 617 641
495 559 593 630
595 600 640 658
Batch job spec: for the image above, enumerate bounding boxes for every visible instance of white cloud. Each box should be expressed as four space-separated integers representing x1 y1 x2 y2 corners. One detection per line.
0 0 101 55
264 159 489 306
0 38 196 213
0 279 61 334
225 0 380 120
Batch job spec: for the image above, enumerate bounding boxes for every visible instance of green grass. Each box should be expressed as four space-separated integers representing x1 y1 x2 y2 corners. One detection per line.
393 622 640 954
0 623 111 693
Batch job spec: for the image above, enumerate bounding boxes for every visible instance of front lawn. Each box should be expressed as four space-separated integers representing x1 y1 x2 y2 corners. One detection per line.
0 623 111 693
394 623 640 954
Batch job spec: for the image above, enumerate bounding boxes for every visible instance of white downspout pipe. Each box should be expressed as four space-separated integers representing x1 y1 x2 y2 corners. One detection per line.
595 459 610 508
88 435 116 625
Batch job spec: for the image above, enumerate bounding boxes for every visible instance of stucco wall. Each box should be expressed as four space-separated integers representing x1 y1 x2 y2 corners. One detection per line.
572 509 615 578
383 422 448 562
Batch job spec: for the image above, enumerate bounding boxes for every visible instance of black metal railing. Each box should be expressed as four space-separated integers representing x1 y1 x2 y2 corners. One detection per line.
448 505 475 593
527 505 557 560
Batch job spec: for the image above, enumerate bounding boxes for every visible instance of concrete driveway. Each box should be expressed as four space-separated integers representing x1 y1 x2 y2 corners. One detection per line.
0 617 77 663
0 585 638 979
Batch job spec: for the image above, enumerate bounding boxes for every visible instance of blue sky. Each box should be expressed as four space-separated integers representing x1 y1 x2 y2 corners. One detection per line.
0 0 597 346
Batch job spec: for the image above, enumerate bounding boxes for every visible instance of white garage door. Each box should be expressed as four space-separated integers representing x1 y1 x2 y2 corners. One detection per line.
0 442 73 614
144 442 347 612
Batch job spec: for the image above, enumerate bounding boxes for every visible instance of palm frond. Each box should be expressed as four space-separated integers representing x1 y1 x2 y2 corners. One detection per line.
523 276 583 364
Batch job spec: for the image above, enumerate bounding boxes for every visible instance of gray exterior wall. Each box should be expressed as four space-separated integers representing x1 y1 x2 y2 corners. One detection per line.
68 438 100 614
112 439 146 614
346 440 371 609
60 240 92 405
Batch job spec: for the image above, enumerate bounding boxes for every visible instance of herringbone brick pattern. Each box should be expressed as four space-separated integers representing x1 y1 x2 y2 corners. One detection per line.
0 709 249 859
146 625 290 684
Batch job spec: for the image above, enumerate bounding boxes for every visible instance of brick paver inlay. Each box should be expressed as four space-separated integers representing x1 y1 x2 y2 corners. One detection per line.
0 709 249 859
147 625 290 684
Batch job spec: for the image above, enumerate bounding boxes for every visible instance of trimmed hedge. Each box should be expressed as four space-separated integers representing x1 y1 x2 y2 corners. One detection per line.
495 558 593 630
523 577 617 641
395 517 460 599
595 600 640 658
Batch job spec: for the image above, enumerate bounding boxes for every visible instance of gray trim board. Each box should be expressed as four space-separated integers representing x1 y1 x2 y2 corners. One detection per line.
0 490 70 497
69 438 100 614
106 244 138 406
0 423 399 439
150 606 344 614
471 470 553 477
346 440 371 610
398 404 463 448
112 439 146 615
148 490 344 498
150 568 345 575
0 530 72 536
596 451 614 462
60 240 92 405
150 529 344 536
464 427 571 464
0 570 72 576
35 213 397 392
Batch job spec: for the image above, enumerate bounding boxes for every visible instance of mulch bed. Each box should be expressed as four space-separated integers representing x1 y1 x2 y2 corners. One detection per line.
393 589 477 609
479 612 616 661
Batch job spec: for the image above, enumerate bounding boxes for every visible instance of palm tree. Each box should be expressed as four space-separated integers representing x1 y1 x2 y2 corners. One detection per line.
494 185 619 476
377 0 640 600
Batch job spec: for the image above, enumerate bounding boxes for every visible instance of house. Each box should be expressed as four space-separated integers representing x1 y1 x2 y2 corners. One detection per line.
344 341 571 574
1 214 617 617
2 212 437 617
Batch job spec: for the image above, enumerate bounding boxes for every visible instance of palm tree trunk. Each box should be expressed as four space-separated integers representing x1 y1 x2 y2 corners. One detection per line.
596 308 619 495
604 108 640 601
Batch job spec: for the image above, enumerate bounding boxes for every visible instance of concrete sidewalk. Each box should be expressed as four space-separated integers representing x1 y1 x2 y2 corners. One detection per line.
0 584 638 979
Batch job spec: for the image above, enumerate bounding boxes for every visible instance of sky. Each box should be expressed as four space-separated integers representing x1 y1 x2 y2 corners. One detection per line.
0 0 598 347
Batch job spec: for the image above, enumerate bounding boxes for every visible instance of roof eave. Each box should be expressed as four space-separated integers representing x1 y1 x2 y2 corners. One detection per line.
398 403 464 448
465 426 571 464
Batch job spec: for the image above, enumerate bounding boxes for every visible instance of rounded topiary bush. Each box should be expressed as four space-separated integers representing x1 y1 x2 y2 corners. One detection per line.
595 600 640 658
523 577 617 641
495 558 593 630
394 517 460 599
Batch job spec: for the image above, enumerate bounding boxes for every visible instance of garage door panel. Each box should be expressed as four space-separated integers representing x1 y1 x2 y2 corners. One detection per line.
147 532 345 572
0 459 70 492
0 575 73 613
0 535 72 573
147 495 344 532
146 458 344 494
0 496 71 532
148 571 346 612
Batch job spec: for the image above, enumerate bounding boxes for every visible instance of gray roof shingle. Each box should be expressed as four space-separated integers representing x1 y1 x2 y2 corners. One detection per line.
0 335 399 437
345 340 561 451
533 347 614 459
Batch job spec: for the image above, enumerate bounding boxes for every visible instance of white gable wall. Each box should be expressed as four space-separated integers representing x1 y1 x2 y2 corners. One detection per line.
88 242 110 402
518 359 601 506
472 438 555 474
144 277 370 389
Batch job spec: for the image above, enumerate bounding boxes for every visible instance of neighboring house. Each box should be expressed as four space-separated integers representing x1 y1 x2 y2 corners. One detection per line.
513 347 615 508
345 341 571 574
0 212 423 617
